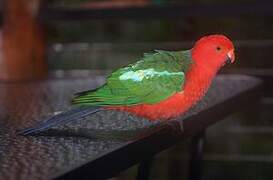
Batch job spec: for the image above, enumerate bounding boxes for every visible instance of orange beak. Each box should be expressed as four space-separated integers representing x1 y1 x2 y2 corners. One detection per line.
224 49 235 66
227 49 235 64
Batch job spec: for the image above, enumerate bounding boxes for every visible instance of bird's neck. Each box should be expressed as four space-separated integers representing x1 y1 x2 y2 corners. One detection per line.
189 49 220 82
183 58 219 98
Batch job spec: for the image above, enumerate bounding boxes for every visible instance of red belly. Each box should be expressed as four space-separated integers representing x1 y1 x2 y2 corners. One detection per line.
108 84 207 121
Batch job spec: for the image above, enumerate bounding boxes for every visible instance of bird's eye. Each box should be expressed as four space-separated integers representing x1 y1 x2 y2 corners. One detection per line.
216 46 221 51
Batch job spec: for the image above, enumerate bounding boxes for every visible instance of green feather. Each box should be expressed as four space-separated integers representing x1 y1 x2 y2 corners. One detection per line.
72 50 192 106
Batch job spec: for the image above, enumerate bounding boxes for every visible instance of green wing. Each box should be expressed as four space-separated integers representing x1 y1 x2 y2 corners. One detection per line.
72 50 192 106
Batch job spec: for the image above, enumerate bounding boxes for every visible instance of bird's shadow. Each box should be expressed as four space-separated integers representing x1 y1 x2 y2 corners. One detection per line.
23 125 161 141
20 119 184 142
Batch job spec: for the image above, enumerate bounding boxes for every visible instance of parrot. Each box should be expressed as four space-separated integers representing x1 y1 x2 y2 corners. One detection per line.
18 34 235 135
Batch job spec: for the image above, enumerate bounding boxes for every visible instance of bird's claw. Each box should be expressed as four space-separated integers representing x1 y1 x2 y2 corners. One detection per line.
163 120 184 135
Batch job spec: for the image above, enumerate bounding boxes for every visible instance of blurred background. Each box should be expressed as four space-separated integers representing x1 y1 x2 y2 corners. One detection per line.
0 0 273 179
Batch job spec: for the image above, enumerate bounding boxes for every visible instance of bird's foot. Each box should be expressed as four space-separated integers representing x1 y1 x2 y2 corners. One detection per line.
163 119 184 136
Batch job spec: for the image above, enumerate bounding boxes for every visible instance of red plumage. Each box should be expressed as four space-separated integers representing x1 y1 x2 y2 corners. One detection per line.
108 35 235 120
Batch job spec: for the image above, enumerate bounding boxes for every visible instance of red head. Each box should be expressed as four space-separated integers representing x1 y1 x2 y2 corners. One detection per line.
191 34 235 72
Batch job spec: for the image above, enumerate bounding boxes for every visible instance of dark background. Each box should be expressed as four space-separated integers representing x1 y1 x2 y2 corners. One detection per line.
46 1 273 179
1 0 273 179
